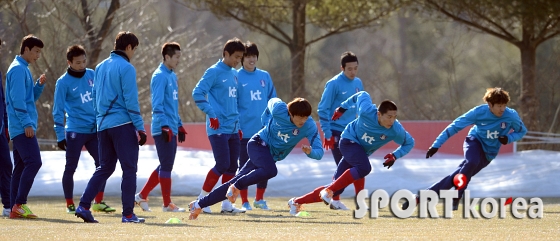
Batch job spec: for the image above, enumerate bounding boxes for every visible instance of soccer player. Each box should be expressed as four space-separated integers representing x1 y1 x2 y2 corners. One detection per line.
317 51 364 210
75 31 146 223
0 37 13 217
192 38 245 214
188 97 324 220
135 42 187 212
53 45 116 214
236 41 277 211
288 91 414 216
402 87 527 210
5 34 46 219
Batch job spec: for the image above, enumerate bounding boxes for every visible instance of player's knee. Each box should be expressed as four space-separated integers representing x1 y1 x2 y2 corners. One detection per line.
264 166 278 179
358 165 371 178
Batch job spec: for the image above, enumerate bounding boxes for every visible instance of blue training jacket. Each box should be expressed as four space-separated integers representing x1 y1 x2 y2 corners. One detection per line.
52 68 96 141
340 91 414 158
92 51 144 132
318 72 364 139
431 104 527 161
6 55 45 138
192 60 240 136
150 63 182 135
237 67 277 137
259 98 323 161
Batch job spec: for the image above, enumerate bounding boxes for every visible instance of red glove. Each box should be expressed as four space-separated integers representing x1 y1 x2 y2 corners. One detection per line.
138 130 147 146
331 107 347 121
4 128 9 143
161 126 173 143
178 126 187 143
323 136 334 150
383 153 396 169
209 118 220 130
238 129 243 140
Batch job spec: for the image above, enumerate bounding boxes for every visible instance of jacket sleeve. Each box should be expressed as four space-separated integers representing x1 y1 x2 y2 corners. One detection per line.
267 73 277 100
192 69 217 118
33 78 45 101
7 67 33 128
392 128 415 159
120 64 144 131
52 79 67 141
305 122 324 160
341 91 373 116
317 81 336 139
506 109 527 143
151 74 168 128
431 107 478 148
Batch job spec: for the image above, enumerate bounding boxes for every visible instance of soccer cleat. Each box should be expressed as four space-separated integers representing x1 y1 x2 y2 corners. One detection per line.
188 200 202 220
225 184 240 203
330 200 349 210
453 198 460 211
134 193 151 212
92 201 116 213
11 204 38 219
253 200 271 211
221 200 246 213
67 204 76 214
122 214 145 223
319 188 334 205
162 203 186 212
241 202 252 211
3 208 11 217
287 198 303 216
75 206 98 223
401 194 419 210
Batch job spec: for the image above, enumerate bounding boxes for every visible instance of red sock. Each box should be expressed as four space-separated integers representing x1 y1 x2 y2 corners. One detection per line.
202 169 221 192
140 170 160 199
256 188 266 201
333 195 341 201
240 189 249 203
294 186 323 204
160 177 172 207
65 198 74 206
222 173 234 184
354 177 365 195
94 192 104 203
328 169 356 193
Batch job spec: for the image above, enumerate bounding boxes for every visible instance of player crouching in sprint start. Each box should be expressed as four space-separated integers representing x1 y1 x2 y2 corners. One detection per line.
402 87 527 211
188 97 324 220
289 91 414 216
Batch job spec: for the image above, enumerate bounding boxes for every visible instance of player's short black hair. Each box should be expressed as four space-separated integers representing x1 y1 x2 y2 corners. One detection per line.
483 87 510 105
114 31 139 51
341 51 358 68
223 38 245 57
378 100 397 114
161 42 181 61
20 34 44 55
287 98 312 117
66 45 87 62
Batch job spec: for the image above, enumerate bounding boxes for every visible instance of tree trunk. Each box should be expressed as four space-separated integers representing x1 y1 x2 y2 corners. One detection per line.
88 0 121 68
518 35 538 134
290 0 306 99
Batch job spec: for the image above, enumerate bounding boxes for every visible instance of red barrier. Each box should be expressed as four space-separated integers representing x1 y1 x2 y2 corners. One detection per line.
143 121 513 155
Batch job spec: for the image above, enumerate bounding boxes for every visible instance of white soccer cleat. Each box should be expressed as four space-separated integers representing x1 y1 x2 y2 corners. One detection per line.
162 203 186 212
330 200 349 210
319 188 334 205
287 198 303 216
134 193 152 212
221 200 246 213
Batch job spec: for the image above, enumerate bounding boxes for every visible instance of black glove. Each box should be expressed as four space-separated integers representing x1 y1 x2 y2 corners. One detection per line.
161 126 173 143
498 136 508 145
383 153 396 169
138 130 147 146
426 147 439 159
57 139 67 150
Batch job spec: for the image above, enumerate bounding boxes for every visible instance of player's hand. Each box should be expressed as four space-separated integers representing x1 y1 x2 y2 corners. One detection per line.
24 126 34 138
301 145 311 155
4 128 9 143
323 137 334 150
209 118 220 130
161 126 173 143
383 153 396 169
331 107 347 121
238 129 243 140
498 136 508 145
138 130 147 146
38 74 47 85
57 139 67 150
426 147 439 159
178 126 187 143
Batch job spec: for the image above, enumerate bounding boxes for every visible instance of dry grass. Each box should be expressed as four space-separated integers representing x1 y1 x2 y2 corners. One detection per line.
1 196 559 240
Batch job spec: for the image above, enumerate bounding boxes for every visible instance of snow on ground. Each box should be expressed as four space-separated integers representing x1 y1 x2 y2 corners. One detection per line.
31 146 560 199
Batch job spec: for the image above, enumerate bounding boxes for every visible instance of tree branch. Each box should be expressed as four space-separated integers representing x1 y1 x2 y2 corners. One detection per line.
222 9 291 46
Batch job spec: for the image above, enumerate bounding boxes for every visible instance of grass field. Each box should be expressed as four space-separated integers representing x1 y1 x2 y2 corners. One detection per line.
1 196 559 240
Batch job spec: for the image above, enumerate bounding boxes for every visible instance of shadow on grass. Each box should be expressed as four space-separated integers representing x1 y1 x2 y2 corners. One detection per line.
143 223 208 228
36 217 82 224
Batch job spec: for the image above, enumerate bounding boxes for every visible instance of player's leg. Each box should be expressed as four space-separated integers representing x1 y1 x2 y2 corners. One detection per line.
456 136 490 201
0 130 12 216
238 138 251 210
231 136 277 191
157 135 184 212
62 132 86 213
198 134 230 213
9 143 23 218
253 179 270 210
221 134 241 213
82 133 116 213
329 130 351 210
10 135 41 219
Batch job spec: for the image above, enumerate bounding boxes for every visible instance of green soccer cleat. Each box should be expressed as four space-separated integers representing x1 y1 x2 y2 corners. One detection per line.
66 204 76 214
92 201 116 213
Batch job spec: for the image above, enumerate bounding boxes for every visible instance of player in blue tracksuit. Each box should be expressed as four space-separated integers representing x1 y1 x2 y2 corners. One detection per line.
75 31 146 223
188 97 324 220
317 51 363 210
0 37 13 217
192 38 245 213
290 91 414 215
135 42 188 213
5 35 46 219
53 45 116 214
403 87 527 210
236 41 277 211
